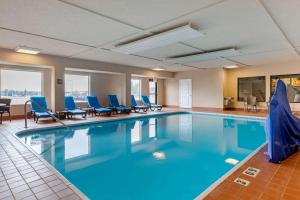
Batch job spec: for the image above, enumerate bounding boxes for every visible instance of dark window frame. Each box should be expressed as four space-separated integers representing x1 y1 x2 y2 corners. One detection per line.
237 76 266 102
270 74 300 103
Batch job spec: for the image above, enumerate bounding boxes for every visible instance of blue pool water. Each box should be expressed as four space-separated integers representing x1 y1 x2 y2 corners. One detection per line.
18 113 266 200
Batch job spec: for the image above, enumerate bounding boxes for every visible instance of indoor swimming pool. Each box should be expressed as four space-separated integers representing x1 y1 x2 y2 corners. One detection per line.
17 113 266 200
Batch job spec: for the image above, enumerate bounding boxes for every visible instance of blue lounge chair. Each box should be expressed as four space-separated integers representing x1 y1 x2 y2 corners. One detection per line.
30 96 57 123
87 96 112 116
131 95 149 112
141 96 162 111
108 95 131 114
64 96 86 119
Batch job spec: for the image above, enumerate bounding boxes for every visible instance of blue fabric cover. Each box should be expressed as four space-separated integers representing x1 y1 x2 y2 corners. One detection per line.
131 95 148 109
35 111 56 118
87 96 101 108
64 96 76 110
141 96 162 108
266 80 300 163
108 95 130 111
68 109 86 115
87 96 111 113
30 96 48 112
95 107 111 113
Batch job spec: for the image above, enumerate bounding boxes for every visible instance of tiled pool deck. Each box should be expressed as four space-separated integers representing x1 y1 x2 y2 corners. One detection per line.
1 108 299 200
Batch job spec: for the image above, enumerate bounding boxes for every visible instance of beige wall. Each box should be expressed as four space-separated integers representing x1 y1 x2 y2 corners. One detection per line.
224 61 300 111
0 47 173 116
165 68 225 108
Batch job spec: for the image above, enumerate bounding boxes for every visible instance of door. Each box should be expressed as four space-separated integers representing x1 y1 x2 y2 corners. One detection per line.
179 79 192 108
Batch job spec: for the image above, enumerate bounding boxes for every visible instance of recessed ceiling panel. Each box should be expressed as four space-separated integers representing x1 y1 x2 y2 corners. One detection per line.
182 0 290 54
188 59 237 69
0 0 138 47
0 29 92 57
135 43 199 60
61 0 222 29
231 49 300 66
262 0 300 46
73 48 164 69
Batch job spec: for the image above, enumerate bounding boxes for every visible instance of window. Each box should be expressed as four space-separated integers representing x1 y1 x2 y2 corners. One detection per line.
238 76 266 102
149 81 157 103
65 74 89 101
271 74 300 103
0 69 42 104
131 79 141 100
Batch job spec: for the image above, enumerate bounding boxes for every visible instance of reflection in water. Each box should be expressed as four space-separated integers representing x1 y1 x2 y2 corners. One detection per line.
225 158 239 165
19 114 266 200
152 151 166 160
179 114 193 142
65 129 89 160
149 118 156 138
131 121 141 144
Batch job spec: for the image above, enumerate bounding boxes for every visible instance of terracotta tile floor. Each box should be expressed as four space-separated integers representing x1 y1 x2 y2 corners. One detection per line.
1 108 299 200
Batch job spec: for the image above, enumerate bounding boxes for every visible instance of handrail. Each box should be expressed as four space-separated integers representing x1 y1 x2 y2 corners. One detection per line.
24 100 68 128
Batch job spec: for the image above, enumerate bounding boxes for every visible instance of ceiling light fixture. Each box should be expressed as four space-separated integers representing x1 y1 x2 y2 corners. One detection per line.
224 65 239 69
152 68 165 71
165 48 241 64
15 46 40 55
112 24 203 54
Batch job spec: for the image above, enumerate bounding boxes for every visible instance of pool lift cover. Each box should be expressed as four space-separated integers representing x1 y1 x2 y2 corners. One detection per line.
266 80 300 163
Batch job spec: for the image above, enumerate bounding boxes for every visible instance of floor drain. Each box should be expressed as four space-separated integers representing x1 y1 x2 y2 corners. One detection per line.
243 167 261 178
234 177 250 186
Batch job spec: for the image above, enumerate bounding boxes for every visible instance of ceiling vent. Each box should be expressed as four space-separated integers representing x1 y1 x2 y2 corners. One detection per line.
165 48 241 64
112 24 203 54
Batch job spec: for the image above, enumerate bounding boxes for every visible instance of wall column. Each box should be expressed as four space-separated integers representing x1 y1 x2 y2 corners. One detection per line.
52 66 65 111
121 72 131 107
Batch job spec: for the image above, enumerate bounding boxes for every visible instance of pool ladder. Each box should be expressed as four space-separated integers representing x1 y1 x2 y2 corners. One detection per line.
24 100 68 128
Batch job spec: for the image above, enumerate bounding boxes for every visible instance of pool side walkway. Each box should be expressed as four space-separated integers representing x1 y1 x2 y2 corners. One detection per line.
1 108 299 200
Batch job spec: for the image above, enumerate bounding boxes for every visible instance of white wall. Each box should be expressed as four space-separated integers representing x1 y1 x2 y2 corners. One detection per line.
165 68 225 108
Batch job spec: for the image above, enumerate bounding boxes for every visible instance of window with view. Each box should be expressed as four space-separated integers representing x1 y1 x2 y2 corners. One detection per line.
238 76 266 102
0 69 42 104
131 79 141 100
149 81 157 103
65 74 89 101
271 74 300 103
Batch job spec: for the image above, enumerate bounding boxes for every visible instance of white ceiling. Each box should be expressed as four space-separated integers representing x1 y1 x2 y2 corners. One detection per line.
0 0 299 72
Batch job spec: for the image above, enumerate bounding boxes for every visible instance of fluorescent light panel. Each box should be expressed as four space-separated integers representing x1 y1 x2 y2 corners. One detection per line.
224 65 239 69
165 48 241 64
15 46 40 55
152 68 165 71
112 24 203 54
